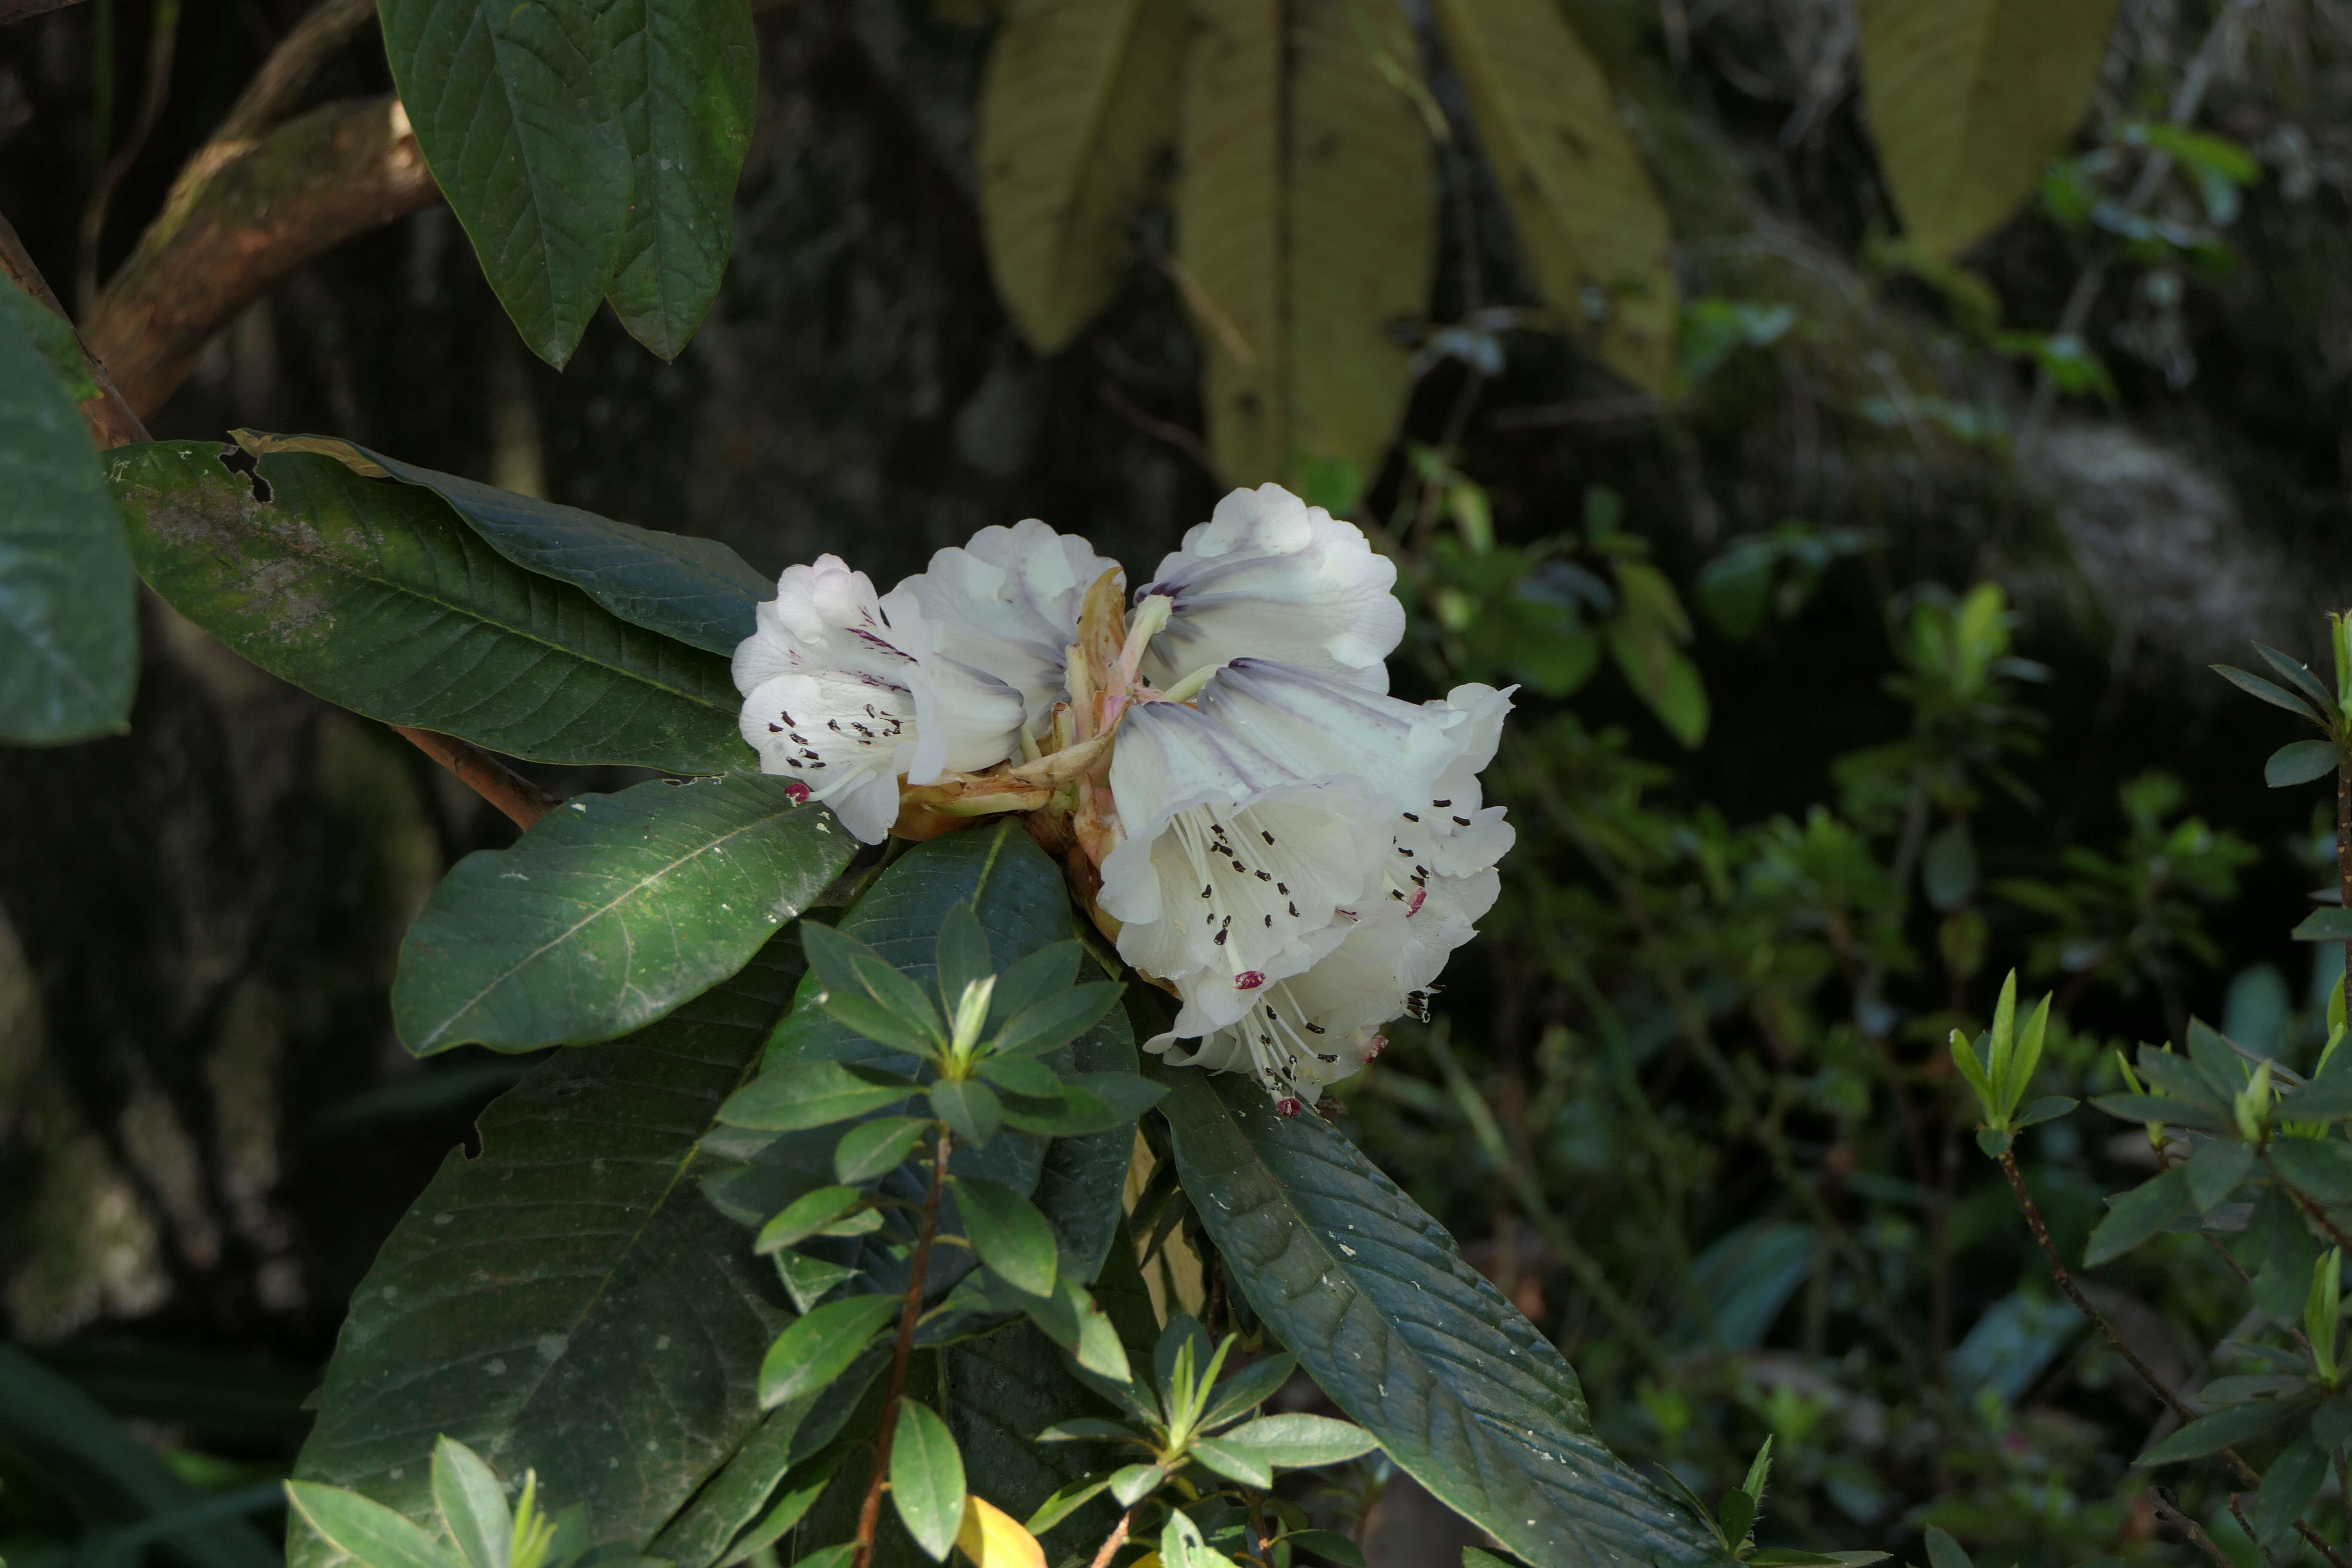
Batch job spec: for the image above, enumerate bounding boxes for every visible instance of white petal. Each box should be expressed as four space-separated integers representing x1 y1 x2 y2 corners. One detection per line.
1138 484 1404 693
1406 683 1517 878
894 519 1116 733
1194 658 1464 812
732 558 1024 839
1102 701 1386 1024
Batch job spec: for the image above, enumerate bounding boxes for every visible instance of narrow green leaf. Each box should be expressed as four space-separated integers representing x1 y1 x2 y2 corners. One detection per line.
793 1547 855 1568
976 1054 1062 1099
1948 1032 1996 1116
0 286 136 743
1200 1354 1299 1431
987 942 1083 1030
286 1483 466 1568
931 1079 1005 1150
1715 1491 1755 1553
718 1060 918 1132
714 1459 837 1565
889 1400 968 1562
759 1295 903 1409
991 983 1127 1059
1211 1413 1380 1470
2186 1139 2256 1211
432 1438 512 1568
803 921 946 1046
2294 908 2352 941
393 779 849 1054
2255 643 2339 715
1921 1527 1973 1568
2272 1139 2352 1204
2084 1167 2192 1266
2268 740 2343 788
2282 1079 2352 1121
1037 1418 1145 1444
1025 1475 1115 1536
2135 1049 2230 1109
1280 1530 1368 1568
2138 1396 2309 1464
2089 1093 2222 1130
1188 1436 1274 1488
1987 971 2018 1090
1000 1084 1123 1138
755 1187 869 1253
1974 1127 2013 1158
2012 1095 2078 1129
955 1176 1060 1296
109 443 743 771
2255 1435 2328 1544
2213 664 2328 721
2002 993 2051 1116
1110 1464 1168 1507
835 1117 933 1184
378 0 631 364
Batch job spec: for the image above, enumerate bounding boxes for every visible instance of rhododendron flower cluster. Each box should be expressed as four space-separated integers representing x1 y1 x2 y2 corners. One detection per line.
733 484 1514 1112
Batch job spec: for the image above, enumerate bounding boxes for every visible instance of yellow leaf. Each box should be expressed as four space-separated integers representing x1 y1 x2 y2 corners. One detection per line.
1859 0 2121 258
978 0 1188 352
1174 0 1435 493
955 1495 1047 1568
1430 0 1677 392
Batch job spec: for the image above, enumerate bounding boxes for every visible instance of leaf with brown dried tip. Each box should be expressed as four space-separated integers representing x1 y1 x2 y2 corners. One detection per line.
978 0 1187 353
1431 0 1677 392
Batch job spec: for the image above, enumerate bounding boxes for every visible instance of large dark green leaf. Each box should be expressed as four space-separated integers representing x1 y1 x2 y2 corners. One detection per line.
288 937 806 1568
107 442 743 772
0 287 135 743
378 0 632 365
393 777 851 1055
1161 1071 1730 1568
231 433 768 656
601 0 760 359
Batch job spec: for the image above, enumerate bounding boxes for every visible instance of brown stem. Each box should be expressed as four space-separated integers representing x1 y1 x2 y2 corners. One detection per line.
2001 1153 2352 1568
209 0 375 145
1246 1490 1276 1568
392 728 557 830
86 94 438 417
2149 1488 2243 1568
78 0 181 312
853 1127 954 1568
2267 1155 2352 1257
1087 1507 1135 1568
0 206 147 446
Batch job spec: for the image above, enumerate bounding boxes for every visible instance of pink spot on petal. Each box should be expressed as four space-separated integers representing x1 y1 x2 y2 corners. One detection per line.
1365 1035 1387 1059
782 780 812 804
1405 888 1427 916
1235 970 1266 990
1274 1097 1304 1118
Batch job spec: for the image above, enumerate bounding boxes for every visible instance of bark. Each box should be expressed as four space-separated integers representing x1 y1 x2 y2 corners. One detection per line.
85 94 440 419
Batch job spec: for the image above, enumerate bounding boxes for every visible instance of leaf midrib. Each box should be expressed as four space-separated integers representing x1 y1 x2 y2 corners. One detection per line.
418 798 813 1050
1187 1087 1709 1557
139 452 737 720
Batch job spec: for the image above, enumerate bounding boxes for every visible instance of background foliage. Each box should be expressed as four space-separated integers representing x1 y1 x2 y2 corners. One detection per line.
4 0 2352 1562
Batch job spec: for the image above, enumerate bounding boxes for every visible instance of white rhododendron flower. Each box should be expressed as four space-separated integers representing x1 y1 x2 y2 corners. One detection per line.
733 557 1024 843
1097 699 1386 1035
1136 484 1406 694
732 484 1515 1112
894 519 1117 735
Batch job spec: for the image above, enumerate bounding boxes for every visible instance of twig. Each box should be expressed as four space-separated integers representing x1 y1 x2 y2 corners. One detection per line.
86 94 438 415
78 0 181 312
209 0 374 144
853 1127 954 1568
2268 1155 2352 1256
2000 1152 2352 1568
392 728 557 831
2149 1487 2244 1568
1087 1507 1135 1568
